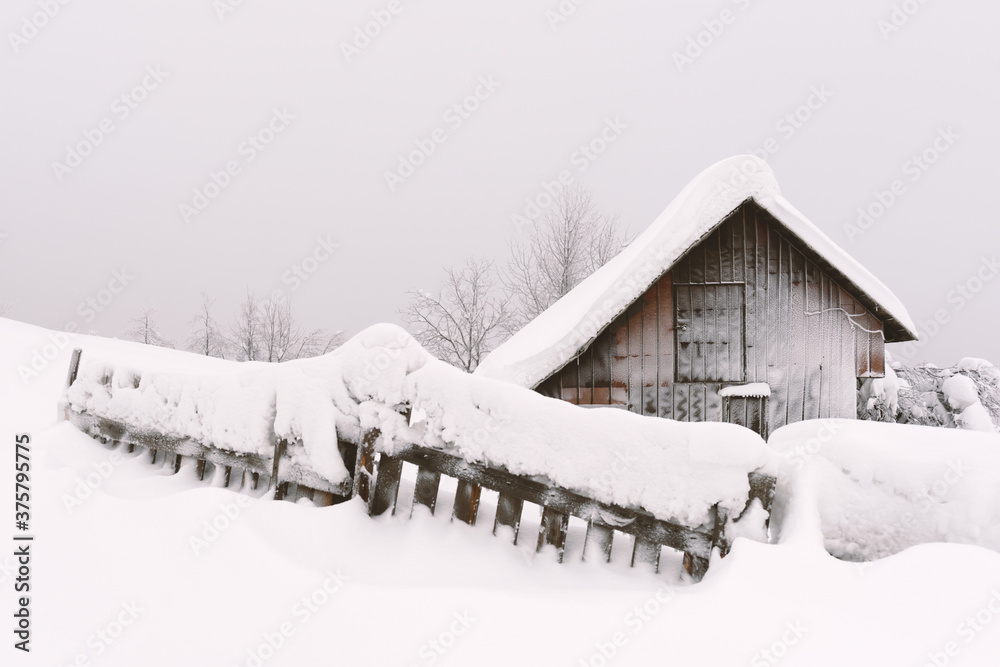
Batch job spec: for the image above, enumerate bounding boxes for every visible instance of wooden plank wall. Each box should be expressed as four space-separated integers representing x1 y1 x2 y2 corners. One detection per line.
536 200 886 432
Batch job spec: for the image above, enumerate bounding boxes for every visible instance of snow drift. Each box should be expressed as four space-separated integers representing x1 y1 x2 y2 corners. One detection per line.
770 419 1000 561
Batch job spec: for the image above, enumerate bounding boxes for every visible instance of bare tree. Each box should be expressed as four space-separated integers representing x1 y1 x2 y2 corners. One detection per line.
186 293 227 358
230 291 263 361
503 185 629 331
232 291 342 362
124 308 174 348
402 258 509 372
259 294 342 362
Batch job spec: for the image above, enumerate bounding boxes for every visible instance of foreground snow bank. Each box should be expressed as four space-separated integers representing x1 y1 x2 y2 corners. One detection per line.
770 419 1000 560
65 324 775 527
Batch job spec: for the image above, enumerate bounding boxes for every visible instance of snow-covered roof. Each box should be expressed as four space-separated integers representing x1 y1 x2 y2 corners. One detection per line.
476 155 918 389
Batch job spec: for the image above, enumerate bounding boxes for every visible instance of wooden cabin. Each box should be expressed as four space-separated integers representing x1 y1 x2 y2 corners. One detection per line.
476 156 918 438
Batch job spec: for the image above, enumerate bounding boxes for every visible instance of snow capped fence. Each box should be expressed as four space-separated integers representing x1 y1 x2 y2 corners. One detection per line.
354 423 776 577
59 324 778 580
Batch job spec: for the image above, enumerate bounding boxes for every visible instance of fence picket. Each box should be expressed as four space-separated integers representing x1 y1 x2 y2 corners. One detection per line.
493 493 523 544
412 467 441 515
631 537 661 571
537 508 569 562
369 455 404 516
583 521 614 563
452 480 481 525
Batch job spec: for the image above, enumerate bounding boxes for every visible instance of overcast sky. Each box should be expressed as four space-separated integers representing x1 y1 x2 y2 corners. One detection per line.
2 0 997 365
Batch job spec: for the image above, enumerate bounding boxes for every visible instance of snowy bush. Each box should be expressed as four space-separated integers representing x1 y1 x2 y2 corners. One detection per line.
771 419 1000 561
859 356 999 433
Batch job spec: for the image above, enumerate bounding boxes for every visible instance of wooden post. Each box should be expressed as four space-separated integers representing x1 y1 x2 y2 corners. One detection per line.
252 472 260 490
683 553 709 581
711 505 731 558
196 459 207 481
127 442 135 453
335 439 357 503
172 454 182 474
493 493 523 544
271 439 287 500
314 491 335 507
353 430 378 503
583 521 614 563
65 348 82 388
369 455 404 516
452 480 481 526
536 508 569 562
631 537 661 572
411 467 441 516
223 466 232 488
149 447 158 464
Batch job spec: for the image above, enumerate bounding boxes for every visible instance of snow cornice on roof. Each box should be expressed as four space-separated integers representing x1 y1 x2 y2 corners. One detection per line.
476 155 918 389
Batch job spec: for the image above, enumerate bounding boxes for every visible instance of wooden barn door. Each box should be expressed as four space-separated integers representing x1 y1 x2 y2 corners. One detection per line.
722 395 768 440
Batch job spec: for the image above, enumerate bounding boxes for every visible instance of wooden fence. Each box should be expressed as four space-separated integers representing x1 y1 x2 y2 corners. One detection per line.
62 349 776 580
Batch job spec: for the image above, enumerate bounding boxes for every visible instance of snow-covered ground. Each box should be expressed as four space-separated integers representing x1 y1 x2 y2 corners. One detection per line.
4 317 1000 666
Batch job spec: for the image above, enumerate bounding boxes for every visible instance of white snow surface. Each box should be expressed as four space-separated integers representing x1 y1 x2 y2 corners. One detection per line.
5 318 1000 667
770 419 1000 561
718 382 772 398
475 155 917 389
64 323 774 526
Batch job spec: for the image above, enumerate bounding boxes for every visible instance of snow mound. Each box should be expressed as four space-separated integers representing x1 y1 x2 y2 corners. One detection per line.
770 419 1000 561
64 324 776 527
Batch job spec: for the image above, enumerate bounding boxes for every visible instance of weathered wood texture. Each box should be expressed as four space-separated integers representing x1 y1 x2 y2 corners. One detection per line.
382 444 721 561
536 199 886 433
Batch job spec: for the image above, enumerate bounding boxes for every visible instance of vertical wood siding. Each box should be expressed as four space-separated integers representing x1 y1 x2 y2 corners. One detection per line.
537 200 886 432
